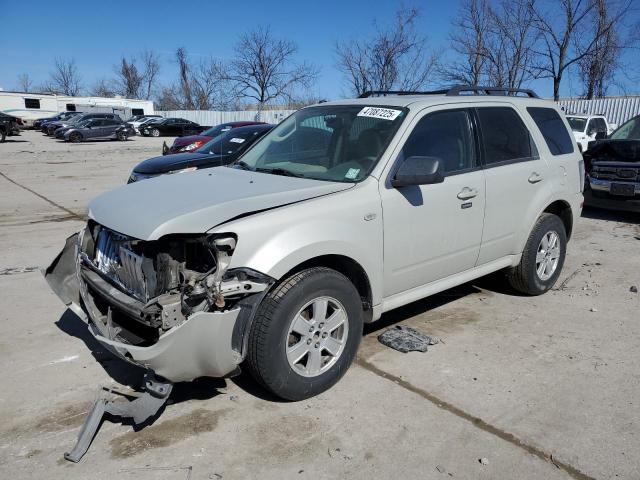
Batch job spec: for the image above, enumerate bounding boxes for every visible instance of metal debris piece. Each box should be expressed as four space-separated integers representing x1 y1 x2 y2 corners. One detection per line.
64 371 172 463
378 325 439 353
479 457 489 465
630 286 638 293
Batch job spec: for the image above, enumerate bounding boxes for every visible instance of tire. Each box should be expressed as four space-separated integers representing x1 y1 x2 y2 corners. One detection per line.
151 128 160 137
507 213 567 295
0 129 5 143
246 267 363 401
117 132 128 141
69 132 82 143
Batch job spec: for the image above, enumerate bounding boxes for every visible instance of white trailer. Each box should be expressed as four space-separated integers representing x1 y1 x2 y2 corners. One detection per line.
0 91 154 127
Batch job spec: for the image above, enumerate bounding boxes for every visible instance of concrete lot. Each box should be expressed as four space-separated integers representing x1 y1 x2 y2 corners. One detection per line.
0 130 639 479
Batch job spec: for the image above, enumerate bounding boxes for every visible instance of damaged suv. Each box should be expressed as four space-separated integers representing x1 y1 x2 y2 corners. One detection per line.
46 86 583 402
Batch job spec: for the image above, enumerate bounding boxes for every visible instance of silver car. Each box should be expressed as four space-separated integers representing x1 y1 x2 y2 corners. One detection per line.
46 86 584 401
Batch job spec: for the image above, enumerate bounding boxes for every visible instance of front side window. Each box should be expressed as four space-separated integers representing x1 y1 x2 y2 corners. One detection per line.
399 109 475 175
233 105 407 182
610 116 640 140
527 107 574 156
24 98 40 109
477 107 533 164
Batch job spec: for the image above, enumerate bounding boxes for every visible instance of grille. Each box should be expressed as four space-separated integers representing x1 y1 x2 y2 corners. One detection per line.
94 228 149 301
591 166 639 181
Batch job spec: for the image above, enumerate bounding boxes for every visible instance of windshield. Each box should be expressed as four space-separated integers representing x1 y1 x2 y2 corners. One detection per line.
199 128 266 155
610 116 640 140
202 124 234 138
231 105 407 182
566 116 587 132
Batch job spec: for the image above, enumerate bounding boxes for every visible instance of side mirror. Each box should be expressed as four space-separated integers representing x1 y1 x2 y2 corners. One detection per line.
391 156 444 187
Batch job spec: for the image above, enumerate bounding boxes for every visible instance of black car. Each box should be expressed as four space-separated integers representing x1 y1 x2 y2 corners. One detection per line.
584 114 640 209
47 113 122 136
140 117 205 137
0 113 21 142
34 111 81 129
128 124 273 182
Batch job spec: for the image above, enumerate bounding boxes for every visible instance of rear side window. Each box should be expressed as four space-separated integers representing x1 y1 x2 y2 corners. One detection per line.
476 107 532 165
527 107 574 155
401 109 476 175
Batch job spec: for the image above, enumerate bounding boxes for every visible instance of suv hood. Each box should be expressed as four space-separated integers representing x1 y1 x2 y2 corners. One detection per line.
586 139 640 163
134 152 222 174
89 166 353 240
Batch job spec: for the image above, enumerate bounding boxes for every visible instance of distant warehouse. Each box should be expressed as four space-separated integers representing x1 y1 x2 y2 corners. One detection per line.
557 96 640 128
0 90 154 127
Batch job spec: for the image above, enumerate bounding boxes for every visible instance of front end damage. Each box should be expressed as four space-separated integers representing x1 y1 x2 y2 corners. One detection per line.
46 221 274 381
44 222 274 462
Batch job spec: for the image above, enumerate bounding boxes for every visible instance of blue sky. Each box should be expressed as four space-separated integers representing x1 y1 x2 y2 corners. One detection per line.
2 0 638 101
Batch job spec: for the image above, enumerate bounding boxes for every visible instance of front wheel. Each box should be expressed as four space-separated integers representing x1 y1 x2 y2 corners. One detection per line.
0 129 5 143
69 132 82 143
117 131 128 141
507 213 567 295
246 267 363 401
151 128 160 137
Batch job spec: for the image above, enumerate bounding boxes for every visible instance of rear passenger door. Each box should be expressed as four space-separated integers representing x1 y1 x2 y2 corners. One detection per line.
102 119 120 137
475 105 550 264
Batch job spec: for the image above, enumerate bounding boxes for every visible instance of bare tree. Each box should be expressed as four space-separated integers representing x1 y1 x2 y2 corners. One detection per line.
17 73 33 93
224 27 318 113
440 0 491 86
162 48 229 109
530 0 632 100
90 78 116 97
113 51 161 99
485 0 539 89
49 58 82 95
140 50 161 100
336 6 437 95
576 0 622 98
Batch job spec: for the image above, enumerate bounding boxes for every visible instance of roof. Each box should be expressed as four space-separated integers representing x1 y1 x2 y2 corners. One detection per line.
317 93 553 110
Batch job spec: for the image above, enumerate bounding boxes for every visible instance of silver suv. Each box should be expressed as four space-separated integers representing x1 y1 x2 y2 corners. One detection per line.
46 86 584 401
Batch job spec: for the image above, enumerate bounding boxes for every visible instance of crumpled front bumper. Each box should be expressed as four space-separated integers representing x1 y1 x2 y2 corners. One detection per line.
44 233 243 382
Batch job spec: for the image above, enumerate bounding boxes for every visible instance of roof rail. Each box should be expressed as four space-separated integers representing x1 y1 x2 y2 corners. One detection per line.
359 85 539 99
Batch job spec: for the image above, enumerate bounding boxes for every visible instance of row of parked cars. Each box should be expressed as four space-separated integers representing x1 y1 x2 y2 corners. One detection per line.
36 111 136 142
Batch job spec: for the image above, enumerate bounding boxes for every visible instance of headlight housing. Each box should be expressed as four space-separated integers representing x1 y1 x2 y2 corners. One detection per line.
167 166 198 175
180 141 204 152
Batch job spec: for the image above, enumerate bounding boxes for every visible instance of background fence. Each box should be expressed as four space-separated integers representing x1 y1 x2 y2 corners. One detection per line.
158 97 640 130
156 109 296 125
556 96 640 127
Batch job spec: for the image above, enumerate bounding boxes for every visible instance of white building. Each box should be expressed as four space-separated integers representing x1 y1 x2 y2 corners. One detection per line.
0 90 154 127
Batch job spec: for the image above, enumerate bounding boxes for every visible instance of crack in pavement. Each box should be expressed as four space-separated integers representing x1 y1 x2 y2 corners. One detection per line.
355 357 595 480
0 170 86 221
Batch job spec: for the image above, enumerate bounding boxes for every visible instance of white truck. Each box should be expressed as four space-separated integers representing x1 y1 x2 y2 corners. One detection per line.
565 114 615 152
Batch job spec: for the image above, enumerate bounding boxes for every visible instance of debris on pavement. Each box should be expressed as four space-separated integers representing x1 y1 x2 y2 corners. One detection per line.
590 307 598 312
630 285 638 293
479 457 489 465
378 325 439 353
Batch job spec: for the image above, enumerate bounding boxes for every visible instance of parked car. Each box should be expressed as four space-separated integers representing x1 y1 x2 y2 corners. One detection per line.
127 115 163 133
47 113 122 136
140 117 205 137
164 121 266 155
583 114 640 209
129 124 273 182
33 111 81 129
46 86 583 404
62 118 134 142
0 113 21 142
565 114 614 152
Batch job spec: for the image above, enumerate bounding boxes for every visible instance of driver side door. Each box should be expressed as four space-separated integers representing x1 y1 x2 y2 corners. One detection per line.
380 107 486 297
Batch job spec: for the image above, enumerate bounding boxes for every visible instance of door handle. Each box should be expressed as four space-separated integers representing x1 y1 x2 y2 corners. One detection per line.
528 172 543 184
457 187 478 200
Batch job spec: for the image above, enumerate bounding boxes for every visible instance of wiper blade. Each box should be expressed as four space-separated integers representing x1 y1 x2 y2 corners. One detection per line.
255 167 304 178
233 160 254 170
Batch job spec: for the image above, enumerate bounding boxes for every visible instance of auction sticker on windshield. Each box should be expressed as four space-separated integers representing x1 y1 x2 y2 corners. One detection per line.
358 106 402 121
229 138 245 143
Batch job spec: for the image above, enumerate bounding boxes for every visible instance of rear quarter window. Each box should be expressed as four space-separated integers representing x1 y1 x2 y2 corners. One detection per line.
527 107 574 155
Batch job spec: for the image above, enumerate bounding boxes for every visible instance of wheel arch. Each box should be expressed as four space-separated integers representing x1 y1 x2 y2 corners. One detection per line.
542 200 573 240
279 254 374 323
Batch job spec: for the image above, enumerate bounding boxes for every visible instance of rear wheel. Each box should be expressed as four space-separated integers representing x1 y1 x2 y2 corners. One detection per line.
507 213 567 295
246 267 363 401
69 132 82 143
0 129 6 143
